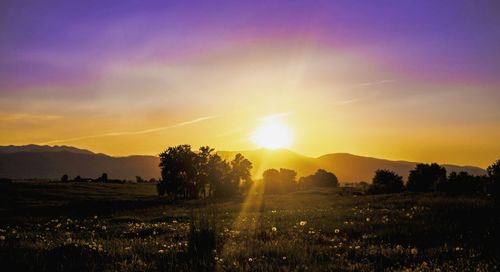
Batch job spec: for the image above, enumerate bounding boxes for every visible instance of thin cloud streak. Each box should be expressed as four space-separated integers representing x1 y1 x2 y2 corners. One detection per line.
41 115 217 144
353 79 396 88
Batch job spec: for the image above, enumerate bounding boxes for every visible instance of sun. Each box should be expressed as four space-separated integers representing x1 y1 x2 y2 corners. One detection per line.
251 121 293 149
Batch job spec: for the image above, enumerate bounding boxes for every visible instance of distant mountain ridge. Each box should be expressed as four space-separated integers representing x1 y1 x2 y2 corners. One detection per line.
0 144 94 155
0 145 487 182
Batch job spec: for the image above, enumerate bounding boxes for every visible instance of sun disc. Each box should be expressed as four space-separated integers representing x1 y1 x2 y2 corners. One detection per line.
251 123 293 149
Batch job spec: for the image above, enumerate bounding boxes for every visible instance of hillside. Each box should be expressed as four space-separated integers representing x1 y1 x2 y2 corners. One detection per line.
0 145 486 182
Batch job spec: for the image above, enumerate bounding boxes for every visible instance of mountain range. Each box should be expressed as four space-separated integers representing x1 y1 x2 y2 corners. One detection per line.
0 145 486 183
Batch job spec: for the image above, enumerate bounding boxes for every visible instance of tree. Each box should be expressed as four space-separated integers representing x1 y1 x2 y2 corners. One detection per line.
437 171 481 195
159 145 197 199
135 176 144 183
230 153 253 194
368 169 404 194
487 159 500 203
61 174 69 182
263 168 297 194
300 169 339 188
100 173 108 183
407 163 446 192
158 145 253 199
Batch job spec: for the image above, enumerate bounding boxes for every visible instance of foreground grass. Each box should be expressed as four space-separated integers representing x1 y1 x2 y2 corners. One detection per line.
0 182 499 271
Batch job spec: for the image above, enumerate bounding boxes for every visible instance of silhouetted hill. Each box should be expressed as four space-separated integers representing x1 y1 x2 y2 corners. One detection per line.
0 152 160 180
0 145 486 183
0 144 94 155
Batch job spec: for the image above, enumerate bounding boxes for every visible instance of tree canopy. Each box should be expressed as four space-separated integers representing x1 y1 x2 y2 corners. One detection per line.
158 145 252 199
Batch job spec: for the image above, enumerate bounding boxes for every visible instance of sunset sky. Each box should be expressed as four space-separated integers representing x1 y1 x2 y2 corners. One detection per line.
1 0 499 167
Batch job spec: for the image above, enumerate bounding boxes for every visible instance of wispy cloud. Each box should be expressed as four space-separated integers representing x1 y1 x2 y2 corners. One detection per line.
353 79 396 88
334 98 361 106
42 115 216 144
0 113 62 122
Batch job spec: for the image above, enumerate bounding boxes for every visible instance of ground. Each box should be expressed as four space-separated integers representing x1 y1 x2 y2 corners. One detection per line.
0 181 499 271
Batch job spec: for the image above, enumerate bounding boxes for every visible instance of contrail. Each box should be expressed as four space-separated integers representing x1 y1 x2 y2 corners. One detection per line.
41 115 217 144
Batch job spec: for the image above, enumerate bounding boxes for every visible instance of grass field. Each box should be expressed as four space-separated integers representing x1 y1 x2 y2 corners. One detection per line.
0 181 499 271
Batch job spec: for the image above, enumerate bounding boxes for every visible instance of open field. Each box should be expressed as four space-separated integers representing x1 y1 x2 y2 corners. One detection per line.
0 182 499 271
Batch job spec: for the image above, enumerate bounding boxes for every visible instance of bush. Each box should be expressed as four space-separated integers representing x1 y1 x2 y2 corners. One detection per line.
368 169 405 194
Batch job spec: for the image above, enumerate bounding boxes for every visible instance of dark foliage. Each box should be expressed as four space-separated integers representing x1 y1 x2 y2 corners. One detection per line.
487 159 500 204
299 169 339 188
158 145 252 199
263 168 297 194
368 169 405 194
436 171 485 195
407 163 446 192
61 174 69 182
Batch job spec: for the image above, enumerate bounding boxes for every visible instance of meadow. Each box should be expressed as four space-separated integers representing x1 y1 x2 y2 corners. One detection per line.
0 181 499 271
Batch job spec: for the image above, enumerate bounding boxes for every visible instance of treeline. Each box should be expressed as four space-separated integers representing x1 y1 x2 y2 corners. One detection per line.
58 173 158 184
156 145 339 199
368 160 500 200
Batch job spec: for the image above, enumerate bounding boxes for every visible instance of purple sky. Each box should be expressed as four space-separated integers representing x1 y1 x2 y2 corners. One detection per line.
1 0 500 89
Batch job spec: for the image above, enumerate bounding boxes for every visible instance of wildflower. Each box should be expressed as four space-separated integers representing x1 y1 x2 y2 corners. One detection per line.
66 237 72 243
101 225 107 231
299 221 307 226
158 249 165 253
334 228 340 234
271 210 277 213
282 256 287 260
411 247 418 255
0 235 5 241
355 245 361 250
248 257 253 262
94 215 98 219
11 229 17 234
124 246 131 250
365 217 371 222
271 227 277 232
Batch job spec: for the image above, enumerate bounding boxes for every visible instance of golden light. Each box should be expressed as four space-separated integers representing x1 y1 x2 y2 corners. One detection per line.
251 119 293 149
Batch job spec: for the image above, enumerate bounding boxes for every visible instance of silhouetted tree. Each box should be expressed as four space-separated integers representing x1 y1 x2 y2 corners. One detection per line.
74 175 82 182
407 163 446 192
300 169 339 188
159 145 197 199
136 176 144 183
487 159 500 203
158 145 252 199
368 169 405 194
61 174 69 182
263 168 297 194
156 182 166 196
230 153 253 194
100 173 108 183
437 171 482 195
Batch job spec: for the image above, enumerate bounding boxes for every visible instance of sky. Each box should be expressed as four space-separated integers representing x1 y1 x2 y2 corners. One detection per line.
1 0 499 167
